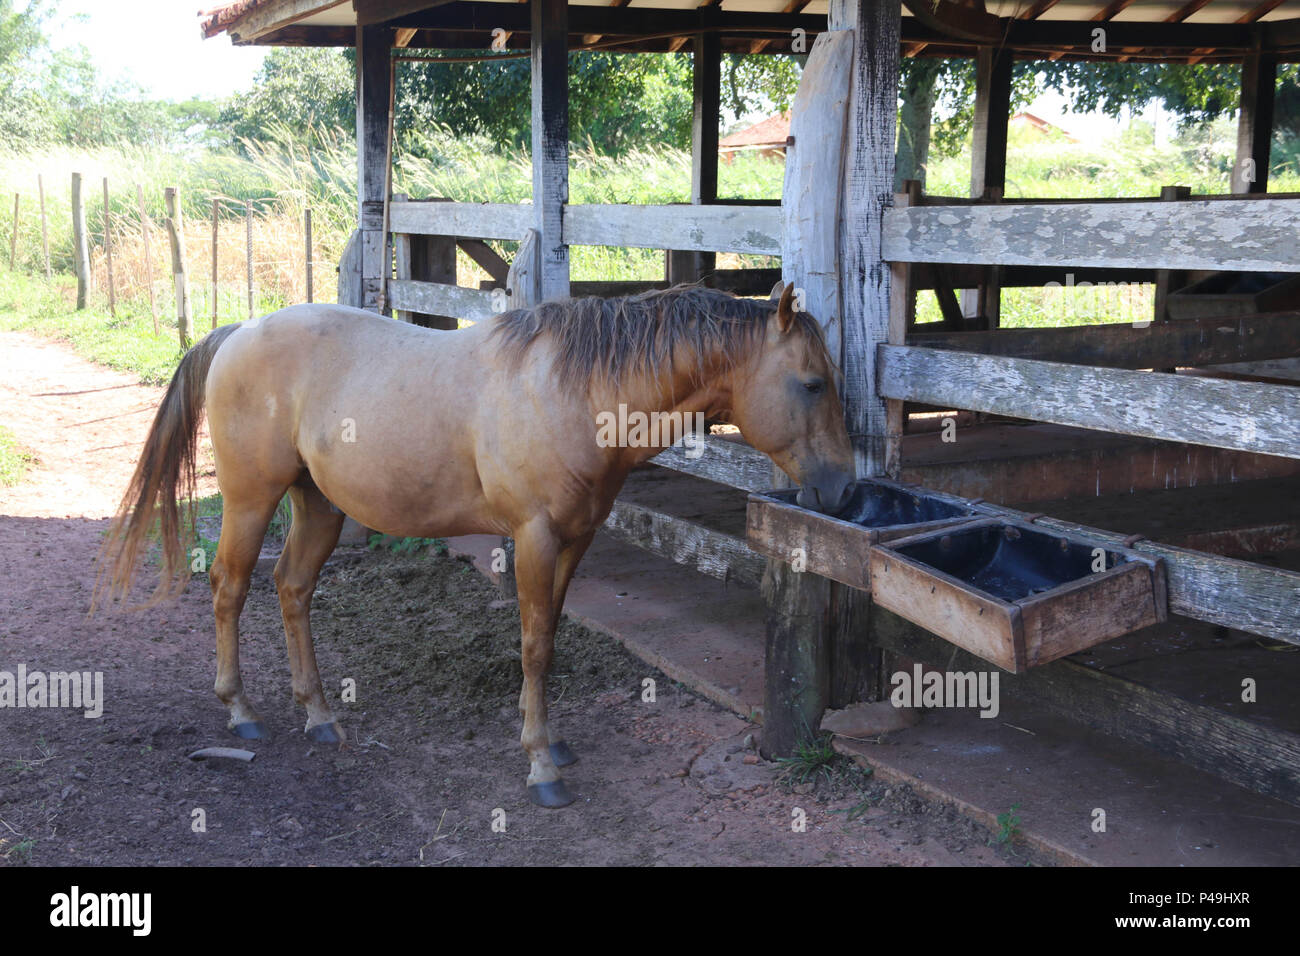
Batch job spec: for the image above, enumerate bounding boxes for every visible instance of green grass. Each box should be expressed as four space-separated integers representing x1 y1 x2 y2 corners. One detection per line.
0 424 36 486
774 733 841 789
992 802 1023 846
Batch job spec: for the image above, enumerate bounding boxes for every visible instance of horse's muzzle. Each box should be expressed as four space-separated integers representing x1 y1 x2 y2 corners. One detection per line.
795 468 854 516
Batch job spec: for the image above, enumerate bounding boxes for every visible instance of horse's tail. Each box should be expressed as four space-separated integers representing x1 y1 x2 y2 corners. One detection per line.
94 323 241 610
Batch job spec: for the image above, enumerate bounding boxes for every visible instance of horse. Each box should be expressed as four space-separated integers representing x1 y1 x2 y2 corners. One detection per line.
98 282 855 808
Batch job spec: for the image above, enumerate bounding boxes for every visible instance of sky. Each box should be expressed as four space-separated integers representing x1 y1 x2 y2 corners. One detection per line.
51 1 268 100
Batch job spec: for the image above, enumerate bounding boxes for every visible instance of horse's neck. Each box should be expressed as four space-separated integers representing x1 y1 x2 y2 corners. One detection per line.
597 355 732 420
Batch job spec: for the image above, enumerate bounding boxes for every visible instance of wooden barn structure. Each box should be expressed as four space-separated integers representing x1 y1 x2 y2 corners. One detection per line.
204 0 1300 809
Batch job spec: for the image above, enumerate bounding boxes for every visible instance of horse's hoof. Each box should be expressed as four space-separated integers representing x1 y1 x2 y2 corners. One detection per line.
230 721 266 740
527 779 575 809
549 740 578 767
306 722 344 744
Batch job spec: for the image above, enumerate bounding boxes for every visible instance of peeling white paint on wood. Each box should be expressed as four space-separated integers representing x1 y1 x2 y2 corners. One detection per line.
882 198 1300 272
878 344 1300 460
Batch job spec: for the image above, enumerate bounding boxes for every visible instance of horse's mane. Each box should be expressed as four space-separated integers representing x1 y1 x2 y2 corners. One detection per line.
491 284 831 391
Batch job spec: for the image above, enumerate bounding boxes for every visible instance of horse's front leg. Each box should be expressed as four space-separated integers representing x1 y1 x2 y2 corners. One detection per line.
528 528 597 770
513 519 571 807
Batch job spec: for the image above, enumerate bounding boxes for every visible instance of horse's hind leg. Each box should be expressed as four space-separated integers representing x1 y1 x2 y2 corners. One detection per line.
274 479 345 743
211 491 284 739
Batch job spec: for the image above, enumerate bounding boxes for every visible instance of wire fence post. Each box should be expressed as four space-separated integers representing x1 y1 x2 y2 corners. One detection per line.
164 186 191 348
9 193 19 269
137 184 158 334
212 198 220 330
72 173 90 310
102 178 116 317
37 174 50 278
305 206 313 303
245 199 254 320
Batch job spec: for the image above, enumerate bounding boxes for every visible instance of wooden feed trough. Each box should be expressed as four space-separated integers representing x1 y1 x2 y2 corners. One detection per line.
746 477 980 592
869 517 1168 673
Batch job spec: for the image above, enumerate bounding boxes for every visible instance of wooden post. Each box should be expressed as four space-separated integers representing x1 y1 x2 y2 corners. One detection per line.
102 178 115 317
72 173 90 309
137 184 158 334
9 193 18 269
305 207 314 303
668 31 721 285
831 0 900 478
1234 52 1276 194
531 0 569 300
1153 185 1192 324
211 198 219 329
37 175 50 278
967 44 1011 330
356 24 393 313
164 186 191 348
245 200 254 320
762 23 885 759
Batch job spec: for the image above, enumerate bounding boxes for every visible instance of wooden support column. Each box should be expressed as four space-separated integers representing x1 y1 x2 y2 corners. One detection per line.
531 0 569 301
761 1 901 757
966 44 1011 329
1153 184 1192 331
832 0 900 477
668 31 721 285
1234 51 1276 194
356 24 393 314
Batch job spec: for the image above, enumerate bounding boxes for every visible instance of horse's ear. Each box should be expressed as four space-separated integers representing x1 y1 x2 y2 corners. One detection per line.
769 280 786 301
775 283 796 334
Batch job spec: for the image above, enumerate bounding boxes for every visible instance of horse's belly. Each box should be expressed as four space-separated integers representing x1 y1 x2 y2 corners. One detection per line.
303 451 501 539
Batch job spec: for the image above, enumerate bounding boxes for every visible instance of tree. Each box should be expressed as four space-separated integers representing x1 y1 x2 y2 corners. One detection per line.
220 47 356 145
0 0 55 142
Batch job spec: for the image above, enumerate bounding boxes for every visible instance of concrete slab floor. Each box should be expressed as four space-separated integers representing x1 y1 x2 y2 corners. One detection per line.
447 529 1300 866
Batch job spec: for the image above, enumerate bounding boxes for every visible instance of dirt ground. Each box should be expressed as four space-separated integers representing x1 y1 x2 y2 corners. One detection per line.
0 330 1018 866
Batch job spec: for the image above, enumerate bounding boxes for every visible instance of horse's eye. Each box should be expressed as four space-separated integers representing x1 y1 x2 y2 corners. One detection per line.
803 380 824 395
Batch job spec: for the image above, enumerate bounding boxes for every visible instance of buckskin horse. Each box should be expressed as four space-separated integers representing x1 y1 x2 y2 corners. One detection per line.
99 283 854 807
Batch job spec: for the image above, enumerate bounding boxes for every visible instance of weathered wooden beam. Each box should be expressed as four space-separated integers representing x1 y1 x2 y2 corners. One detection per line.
878 345 1300 460
777 25 878 720
532 0 569 300
781 30 853 366
651 436 770 492
355 0 455 27
456 238 509 284
564 204 781 255
970 46 1011 199
392 3 826 39
836 0 901 476
389 201 532 240
603 499 763 589
388 278 497 322
882 198 1300 272
668 30 722 284
225 0 348 43
967 45 1010 328
907 312 1300 370
356 23 391 313
1234 52 1277 194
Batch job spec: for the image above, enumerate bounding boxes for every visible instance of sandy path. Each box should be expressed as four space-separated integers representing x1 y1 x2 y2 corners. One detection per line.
0 332 216 519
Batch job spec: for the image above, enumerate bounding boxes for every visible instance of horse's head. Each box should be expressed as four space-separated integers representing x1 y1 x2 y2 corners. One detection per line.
730 284 855 515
